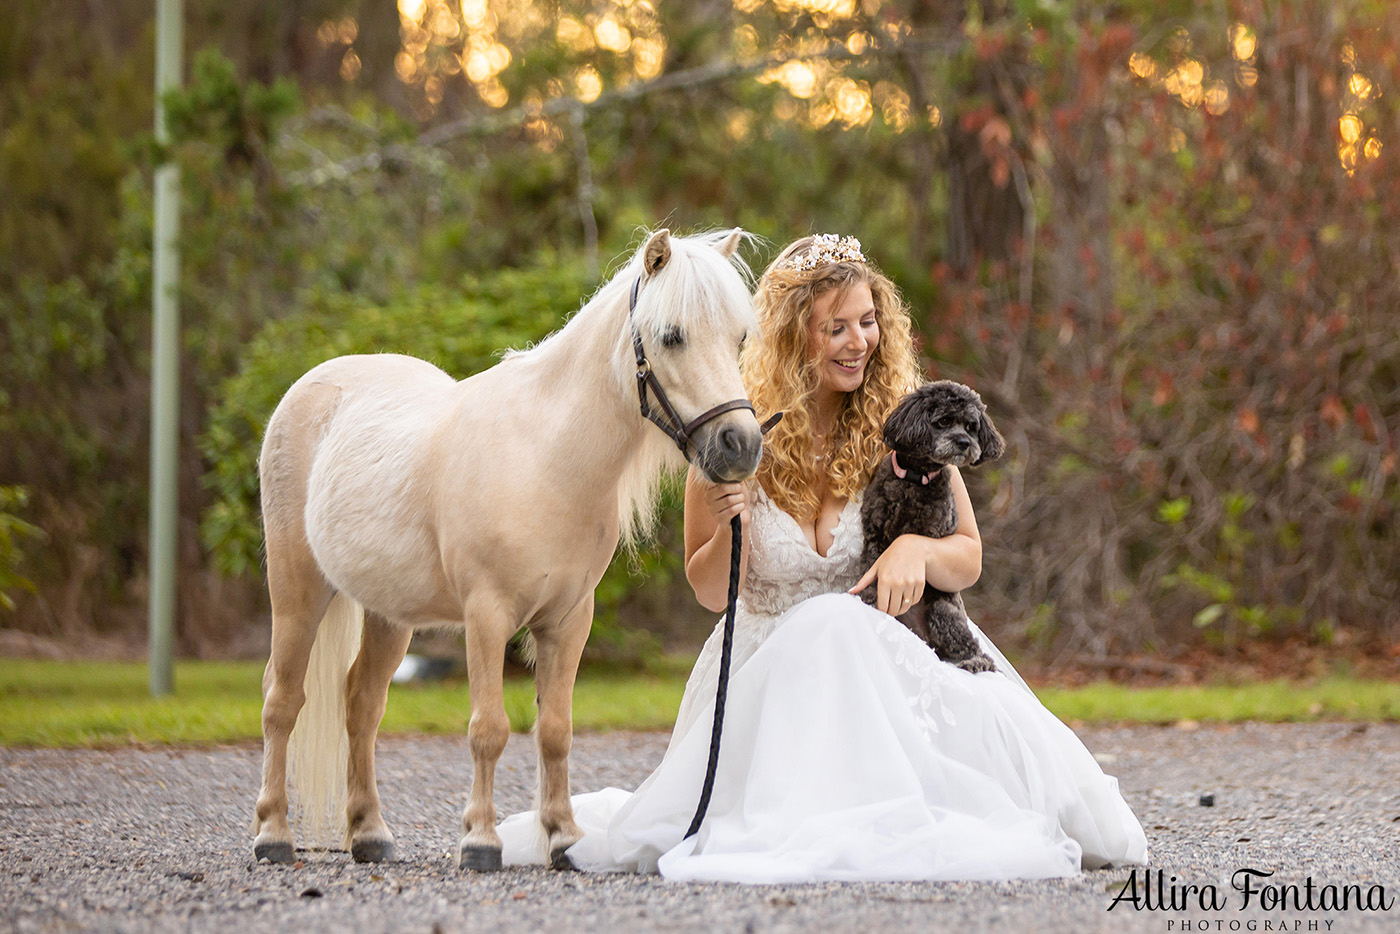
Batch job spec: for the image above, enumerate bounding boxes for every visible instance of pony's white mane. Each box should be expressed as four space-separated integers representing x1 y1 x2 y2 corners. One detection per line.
507 230 758 548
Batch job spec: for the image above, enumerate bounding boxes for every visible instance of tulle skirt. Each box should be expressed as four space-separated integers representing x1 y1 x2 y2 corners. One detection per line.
499 593 1147 883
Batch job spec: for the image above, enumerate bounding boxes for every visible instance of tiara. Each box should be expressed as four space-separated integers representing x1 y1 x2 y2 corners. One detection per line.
777 234 866 273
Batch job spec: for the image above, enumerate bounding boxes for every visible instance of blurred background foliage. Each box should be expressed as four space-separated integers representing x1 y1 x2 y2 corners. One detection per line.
1 0 1397 669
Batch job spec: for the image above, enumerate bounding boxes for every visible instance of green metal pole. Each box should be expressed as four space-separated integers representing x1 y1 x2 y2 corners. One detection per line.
149 0 183 696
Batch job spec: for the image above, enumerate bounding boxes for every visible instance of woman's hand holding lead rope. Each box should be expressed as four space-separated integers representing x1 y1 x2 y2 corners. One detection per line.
703 482 750 529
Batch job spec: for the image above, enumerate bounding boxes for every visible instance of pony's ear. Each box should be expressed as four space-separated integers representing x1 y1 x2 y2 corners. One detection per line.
643 229 672 277
973 406 1006 466
717 228 743 258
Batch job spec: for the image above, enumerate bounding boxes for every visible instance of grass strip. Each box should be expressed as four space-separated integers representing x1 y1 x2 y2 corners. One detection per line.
0 660 686 748
1 659 1397 748
1036 677 1400 724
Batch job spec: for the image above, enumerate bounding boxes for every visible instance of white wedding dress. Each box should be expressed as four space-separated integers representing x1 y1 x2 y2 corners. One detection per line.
499 487 1148 882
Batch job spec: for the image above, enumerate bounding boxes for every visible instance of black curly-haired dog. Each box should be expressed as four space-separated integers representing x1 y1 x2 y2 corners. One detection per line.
859 380 1005 672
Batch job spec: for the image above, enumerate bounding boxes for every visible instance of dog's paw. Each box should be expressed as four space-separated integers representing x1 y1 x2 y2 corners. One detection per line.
956 655 997 674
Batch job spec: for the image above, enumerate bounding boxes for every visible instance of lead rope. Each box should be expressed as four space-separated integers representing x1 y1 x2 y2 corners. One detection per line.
683 410 782 843
682 513 742 842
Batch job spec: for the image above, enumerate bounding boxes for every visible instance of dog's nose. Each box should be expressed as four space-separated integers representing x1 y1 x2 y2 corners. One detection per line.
954 436 972 452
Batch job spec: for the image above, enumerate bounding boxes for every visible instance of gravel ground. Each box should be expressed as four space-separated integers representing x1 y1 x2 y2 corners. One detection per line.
3 722 1399 934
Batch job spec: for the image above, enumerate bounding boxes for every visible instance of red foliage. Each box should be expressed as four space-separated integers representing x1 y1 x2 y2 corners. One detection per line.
936 1 1400 656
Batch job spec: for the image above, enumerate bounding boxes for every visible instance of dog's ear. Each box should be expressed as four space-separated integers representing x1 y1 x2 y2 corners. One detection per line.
972 406 1005 465
882 391 929 450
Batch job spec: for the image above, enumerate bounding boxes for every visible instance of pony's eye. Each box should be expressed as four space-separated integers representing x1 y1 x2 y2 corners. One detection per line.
661 327 685 348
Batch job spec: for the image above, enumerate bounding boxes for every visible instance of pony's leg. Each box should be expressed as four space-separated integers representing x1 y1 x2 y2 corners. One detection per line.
459 599 513 871
343 611 413 863
532 596 594 870
253 536 333 864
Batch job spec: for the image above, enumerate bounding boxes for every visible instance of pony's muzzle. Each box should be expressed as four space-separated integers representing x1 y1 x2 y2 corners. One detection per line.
695 414 762 483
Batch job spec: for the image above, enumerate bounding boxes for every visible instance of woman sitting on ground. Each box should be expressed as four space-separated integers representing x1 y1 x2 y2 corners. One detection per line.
503 234 1148 882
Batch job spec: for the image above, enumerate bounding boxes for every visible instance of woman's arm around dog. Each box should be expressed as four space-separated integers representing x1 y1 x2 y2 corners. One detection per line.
684 466 754 613
849 466 982 614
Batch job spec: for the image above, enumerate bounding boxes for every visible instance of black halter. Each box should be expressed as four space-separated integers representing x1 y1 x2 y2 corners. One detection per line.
628 276 780 452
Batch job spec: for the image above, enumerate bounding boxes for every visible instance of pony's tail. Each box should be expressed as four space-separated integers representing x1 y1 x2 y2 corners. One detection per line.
287 591 363 850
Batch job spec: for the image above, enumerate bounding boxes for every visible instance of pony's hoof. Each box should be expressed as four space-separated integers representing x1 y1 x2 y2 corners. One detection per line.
351 838 394 863
253 840 295 864
549 847 579 871
459 844 503 872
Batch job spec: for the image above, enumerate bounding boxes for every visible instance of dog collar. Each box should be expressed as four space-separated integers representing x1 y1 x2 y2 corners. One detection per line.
890 452 940 486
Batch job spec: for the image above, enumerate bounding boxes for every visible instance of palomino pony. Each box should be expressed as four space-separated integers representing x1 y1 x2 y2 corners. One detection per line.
252 229 763 872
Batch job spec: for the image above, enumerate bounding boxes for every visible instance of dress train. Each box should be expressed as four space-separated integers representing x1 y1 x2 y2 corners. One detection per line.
499 593 1147 882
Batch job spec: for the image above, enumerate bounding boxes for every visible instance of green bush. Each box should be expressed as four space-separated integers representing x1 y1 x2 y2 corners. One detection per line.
0 487 42 611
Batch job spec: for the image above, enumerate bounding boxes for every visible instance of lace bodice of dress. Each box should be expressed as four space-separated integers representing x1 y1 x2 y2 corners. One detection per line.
739 486 866 620
673 485 869 739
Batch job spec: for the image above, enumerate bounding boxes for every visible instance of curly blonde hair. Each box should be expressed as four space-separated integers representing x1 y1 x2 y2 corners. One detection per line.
742 235 923 521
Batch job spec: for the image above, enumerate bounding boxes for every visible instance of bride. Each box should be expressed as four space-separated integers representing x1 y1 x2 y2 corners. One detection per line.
499 234 1148 882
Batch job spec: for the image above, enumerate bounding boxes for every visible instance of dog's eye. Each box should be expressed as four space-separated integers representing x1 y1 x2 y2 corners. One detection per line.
660 327 685 349
966 420 979 433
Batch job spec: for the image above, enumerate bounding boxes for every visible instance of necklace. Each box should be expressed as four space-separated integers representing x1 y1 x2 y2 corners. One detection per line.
811 421 833 464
